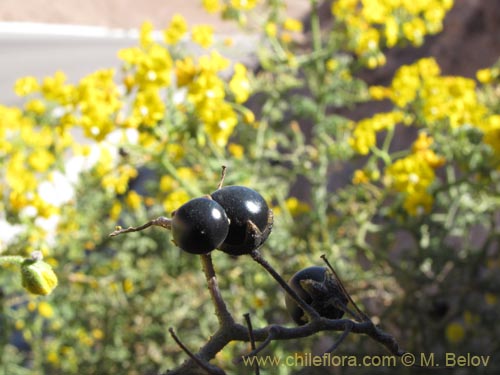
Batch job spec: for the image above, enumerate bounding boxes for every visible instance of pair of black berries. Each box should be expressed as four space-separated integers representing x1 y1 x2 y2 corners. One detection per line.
170 186 347 326
171 186 273 256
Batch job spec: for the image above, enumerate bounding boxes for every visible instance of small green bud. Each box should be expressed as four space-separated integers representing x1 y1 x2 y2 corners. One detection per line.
21 252 58 296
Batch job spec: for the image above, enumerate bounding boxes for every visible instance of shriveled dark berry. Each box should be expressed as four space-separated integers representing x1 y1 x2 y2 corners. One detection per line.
285 266 347 325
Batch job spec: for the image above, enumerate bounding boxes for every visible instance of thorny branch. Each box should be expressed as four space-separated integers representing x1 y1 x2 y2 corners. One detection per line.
167 250 405 374
111 166 405 374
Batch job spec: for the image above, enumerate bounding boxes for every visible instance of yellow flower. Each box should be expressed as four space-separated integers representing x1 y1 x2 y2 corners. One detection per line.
349 122 375 155
92 329 104 340
122 279 134 294
41 71 75 104
128 87 165 127
175 57 197 87
369 85 391 100
326 59 339 72
229 63 251 103
352 170 369 185
163 190 190 213
198 51 230 73
202 0 221 13
243 109 255 125
384 16 399 47
118 43 173 89
231 0 258 11
384 132 445 216
349 111 403 155
125 190 142 210
265 22 277 37
14 76 39 96
476 68 493 84
228 143 244 159
24 99 46 114
445 322 465 344
402 191 433 215
164 14 188 45
28 148 56 172
38 301 54 318
191 25 214 48
283 18 303 32
285 197 310 216
139 21 154 47
109 201 122 221
402 18 426 46
47 352 59 365
200 101 238 147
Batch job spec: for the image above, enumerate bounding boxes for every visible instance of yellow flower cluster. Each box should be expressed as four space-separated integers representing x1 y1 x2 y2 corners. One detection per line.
370 58 500 160
76 69 122 140
1 14 255 236
349 111 405 155
332 0 453 66
159 167 196 213
389 58 487 128
230 0 259 11
0 106 70 217
164 14 188 45
384 133 445 215
202 0 222 13
176 51 251 146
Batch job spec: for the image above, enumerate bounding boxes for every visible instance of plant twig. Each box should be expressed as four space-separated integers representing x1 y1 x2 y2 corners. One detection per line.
321 254 370 322
236 325 279 364
108 216 172 237
243 313 260 375
325 320 353 353
200 254 235 327
250 249 321 322
169 327 226 375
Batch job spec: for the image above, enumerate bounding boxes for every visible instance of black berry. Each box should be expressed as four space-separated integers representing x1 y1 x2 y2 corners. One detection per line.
171 197 229 254
210 186 272 255
285 266 347 325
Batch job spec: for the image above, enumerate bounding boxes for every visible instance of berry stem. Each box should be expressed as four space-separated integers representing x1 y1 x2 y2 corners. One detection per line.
108 216 172 237
250 249 321 321
217 165 227 190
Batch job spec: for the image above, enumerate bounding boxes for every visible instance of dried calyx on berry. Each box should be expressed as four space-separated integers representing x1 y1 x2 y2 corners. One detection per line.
210 185 273 255
285 266 348 326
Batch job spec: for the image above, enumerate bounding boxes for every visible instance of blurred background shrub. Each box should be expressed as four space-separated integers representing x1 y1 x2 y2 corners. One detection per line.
0 0 499 373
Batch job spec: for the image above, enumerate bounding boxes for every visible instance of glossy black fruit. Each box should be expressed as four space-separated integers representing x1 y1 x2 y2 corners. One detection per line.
285 266 347 325
210 186 272 255
171 197 229 254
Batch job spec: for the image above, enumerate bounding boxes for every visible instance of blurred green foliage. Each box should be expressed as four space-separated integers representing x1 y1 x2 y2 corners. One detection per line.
1 0 499 373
